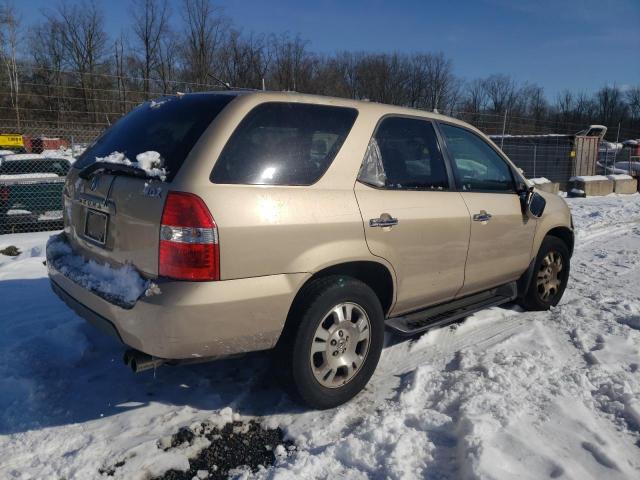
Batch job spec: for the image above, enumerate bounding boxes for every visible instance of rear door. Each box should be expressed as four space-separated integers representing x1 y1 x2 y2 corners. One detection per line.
438 122 536 296
354 116 470 315
64 93 235 277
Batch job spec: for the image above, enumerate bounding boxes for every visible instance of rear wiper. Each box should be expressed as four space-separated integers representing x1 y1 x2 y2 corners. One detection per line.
79 161 153 180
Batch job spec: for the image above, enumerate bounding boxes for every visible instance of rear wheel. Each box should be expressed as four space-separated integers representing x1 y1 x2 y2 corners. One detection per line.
276 276 385 409
520 236 570 311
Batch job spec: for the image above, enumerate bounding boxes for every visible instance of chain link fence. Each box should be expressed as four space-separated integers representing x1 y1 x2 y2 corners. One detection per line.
1 87 639 234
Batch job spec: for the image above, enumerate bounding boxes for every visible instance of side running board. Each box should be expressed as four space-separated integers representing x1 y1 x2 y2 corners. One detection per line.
385 282 518 336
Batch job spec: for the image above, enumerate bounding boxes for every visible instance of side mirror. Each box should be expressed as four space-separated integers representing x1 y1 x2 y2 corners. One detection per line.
526 190 546 218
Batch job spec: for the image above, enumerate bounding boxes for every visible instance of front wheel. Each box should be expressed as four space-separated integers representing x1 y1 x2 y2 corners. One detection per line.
276 276 385 409
520 236 570 311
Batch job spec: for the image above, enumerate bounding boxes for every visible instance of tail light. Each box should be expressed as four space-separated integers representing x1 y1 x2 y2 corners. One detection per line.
159 191 219 281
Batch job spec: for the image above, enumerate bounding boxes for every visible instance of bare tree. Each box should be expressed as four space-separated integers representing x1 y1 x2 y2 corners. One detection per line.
627 86 640 121
595 85 628 127
131 0 170 98
113 33 128 113
181 0 229 88
269 33 315 92
520 84 547 126
423 52 455 112
219 30 269 89
482 74 518 114
47 1 108 120
157 30 180 93
0 1 21 127
462 79 487 114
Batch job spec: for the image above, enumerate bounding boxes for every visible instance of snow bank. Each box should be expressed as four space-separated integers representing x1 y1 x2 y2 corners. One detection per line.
570 175 610 182
607 174 634 180
46 233 158 308
96 151 167 181
529 177 552 185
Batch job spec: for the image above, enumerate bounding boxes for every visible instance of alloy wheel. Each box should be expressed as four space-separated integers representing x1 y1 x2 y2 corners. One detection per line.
309 302 371 388
537 251 563 302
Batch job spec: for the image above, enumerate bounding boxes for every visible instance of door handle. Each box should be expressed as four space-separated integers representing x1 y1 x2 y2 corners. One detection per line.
369 216 398 228
473 210 492 222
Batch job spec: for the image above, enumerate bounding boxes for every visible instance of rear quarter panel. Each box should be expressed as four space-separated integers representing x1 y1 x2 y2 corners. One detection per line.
171 93 393 281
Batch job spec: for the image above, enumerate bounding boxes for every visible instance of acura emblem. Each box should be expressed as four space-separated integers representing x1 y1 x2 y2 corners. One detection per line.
90 176 100 191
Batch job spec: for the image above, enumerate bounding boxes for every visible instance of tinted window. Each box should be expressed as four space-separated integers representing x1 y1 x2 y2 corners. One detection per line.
211 103 358 185
74 93 235 181
440 123 515 192
359 116 448 190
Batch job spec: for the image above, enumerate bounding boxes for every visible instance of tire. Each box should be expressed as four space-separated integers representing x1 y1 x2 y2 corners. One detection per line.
275 275 385 409
520 236 570 311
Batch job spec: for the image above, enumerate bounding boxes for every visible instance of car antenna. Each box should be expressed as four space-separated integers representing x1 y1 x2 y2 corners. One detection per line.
207 73 232 91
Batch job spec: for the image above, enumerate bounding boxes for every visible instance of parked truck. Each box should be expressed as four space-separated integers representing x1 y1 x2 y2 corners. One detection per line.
0 153 71 233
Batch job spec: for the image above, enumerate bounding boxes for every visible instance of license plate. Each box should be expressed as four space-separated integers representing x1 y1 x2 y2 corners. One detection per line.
84 209 108 244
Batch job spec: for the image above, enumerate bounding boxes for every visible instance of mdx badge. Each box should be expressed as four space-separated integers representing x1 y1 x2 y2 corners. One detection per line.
143 183 163 198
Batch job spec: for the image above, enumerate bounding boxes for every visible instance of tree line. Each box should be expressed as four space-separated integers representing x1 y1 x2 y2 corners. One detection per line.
1 0 639 140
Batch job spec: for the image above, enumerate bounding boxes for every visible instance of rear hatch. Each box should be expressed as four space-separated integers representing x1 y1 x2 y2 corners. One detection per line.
64 93 236 278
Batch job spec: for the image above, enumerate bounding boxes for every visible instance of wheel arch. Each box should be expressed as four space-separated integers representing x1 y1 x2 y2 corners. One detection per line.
545 226 574 256
278 261 395 347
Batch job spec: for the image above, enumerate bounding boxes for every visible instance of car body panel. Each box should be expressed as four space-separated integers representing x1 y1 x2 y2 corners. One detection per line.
456 192 537 296
49 257 309 359
354 182 470 314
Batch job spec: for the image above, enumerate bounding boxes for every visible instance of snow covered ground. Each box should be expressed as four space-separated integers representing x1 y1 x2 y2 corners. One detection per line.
1 194 640 479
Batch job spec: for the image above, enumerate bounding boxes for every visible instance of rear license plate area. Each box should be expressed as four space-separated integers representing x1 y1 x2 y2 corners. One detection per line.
84 209 108 245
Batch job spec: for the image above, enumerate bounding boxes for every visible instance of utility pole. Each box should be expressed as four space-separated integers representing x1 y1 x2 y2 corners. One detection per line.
500 109 508 149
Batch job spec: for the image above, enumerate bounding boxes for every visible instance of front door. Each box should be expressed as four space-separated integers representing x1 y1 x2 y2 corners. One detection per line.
438 123 537 296
354 116 470 315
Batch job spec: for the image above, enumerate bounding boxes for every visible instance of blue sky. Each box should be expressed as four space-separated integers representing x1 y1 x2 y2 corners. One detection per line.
15 0 640 99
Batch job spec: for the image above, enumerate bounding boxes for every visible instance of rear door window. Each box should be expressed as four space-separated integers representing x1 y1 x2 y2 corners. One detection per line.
358 116 449 190
74 93 236 181
211 102 358 185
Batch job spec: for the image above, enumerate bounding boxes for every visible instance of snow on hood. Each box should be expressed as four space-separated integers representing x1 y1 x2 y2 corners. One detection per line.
95 151 167 181
46 233 159 308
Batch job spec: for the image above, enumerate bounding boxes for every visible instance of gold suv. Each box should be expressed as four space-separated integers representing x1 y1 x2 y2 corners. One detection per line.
47 91 573 408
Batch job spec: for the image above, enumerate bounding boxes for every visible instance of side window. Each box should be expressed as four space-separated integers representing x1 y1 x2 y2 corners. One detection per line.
211 102 358 185
439 123 515 192
358 116 449 190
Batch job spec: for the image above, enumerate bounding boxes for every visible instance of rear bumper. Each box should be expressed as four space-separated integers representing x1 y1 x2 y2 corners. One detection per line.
48 260 309 360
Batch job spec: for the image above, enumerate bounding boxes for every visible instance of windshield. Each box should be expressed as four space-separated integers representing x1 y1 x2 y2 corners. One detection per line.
74 93 236 181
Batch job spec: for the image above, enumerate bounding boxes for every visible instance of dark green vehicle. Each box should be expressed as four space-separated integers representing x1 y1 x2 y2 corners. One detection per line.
0 154 71 233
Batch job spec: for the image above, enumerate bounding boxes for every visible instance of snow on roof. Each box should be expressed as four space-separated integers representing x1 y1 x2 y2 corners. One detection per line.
1 153 46 161
489 133 572 139
0 173 60 180
599 142 623 151
606 174 633 180
0 153 70 162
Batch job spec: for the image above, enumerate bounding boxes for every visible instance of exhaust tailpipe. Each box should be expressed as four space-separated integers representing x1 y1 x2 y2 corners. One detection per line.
123 349 165 373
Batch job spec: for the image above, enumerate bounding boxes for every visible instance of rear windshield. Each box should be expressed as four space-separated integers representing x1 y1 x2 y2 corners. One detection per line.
211 102 358 185
74 93 236 181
